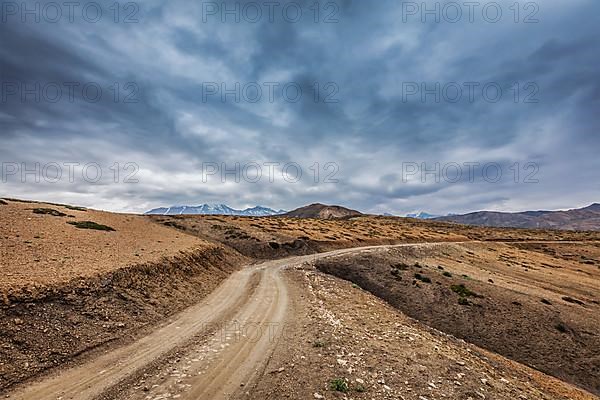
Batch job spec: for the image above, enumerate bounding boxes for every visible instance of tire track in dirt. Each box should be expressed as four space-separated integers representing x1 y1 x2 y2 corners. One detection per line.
7 266 261 400
9 241 588 400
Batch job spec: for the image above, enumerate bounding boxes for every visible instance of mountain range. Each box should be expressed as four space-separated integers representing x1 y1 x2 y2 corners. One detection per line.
145 204 286 216
405 212 442 219
436 203 600 231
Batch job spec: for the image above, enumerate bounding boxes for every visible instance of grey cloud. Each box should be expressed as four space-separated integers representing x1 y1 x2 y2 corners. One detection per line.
1 0 599 214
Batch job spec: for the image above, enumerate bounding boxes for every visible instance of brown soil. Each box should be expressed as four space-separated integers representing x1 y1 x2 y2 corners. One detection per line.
249 263 595 399
149 214 600 260
148 214 469 259
3 198 600 398
0 199 206 294
0 246 246 393
314 242 600 395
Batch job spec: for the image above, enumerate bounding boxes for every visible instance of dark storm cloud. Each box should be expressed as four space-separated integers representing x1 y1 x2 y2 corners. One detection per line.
1 0 599 213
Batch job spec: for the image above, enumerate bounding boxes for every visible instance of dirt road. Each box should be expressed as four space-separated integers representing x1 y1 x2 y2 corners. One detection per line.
7 241 593 400
7 243 448 400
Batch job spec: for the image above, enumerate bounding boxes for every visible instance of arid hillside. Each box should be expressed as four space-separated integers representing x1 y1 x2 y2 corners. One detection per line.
2 198 600 399
315 241 600 395
149 213 600 259
0 198 246 391
438 203 600 230
282 203 363 219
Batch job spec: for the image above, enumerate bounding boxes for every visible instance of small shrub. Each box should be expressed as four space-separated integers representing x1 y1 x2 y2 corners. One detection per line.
442 271 452 277
313 340 326 348
391 263 410 271
67 221 115 231
355 384 366 393
555 323 568 333
414 273 432 283
451 284 482 298
458 297 470 306
64 205 87 211
330 378 349 393
541 299 552 305
33 208 67 217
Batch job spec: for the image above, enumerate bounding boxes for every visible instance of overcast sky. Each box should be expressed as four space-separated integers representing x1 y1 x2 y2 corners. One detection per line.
1 0 599 214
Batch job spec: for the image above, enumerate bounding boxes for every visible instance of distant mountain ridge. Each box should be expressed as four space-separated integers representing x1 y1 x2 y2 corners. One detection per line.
436 203 600 231
406 212 441 219
145 204 286 216
283 203 363 219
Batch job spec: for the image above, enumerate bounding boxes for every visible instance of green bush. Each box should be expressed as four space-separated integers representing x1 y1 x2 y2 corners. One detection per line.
330 378 349 393
451 284 482 298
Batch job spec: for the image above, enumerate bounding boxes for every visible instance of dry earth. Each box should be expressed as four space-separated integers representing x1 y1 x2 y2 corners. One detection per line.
315 242 600 395
0 199 246 391
2 199 600 399
0 199 205 295
4 245 596 400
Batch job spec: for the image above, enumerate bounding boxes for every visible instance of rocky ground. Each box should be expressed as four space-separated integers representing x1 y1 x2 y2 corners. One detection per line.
251 263 596 399
314 242 600 396
2 198 600 399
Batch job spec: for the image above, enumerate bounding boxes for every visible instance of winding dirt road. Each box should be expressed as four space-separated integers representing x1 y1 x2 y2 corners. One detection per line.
6 243 455 400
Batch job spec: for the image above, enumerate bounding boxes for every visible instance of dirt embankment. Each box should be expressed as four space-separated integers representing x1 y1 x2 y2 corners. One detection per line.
250 264 595 400
0 246 246 393
147 214 469 259
315 243 600 396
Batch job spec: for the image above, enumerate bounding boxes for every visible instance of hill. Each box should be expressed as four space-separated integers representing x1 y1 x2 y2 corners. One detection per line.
283 203 363 219
437 203 600 231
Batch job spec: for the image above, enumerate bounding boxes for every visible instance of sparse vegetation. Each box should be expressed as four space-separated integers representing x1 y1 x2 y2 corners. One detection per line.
451 284 482 298
330 378 349 393
458 297 470 306
33 208 67 217
442 271 452 277
312 340 326 348
391 262 410 271
555 323 568 333
414 273 432 283
64 205 87 211
67 221 115 231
